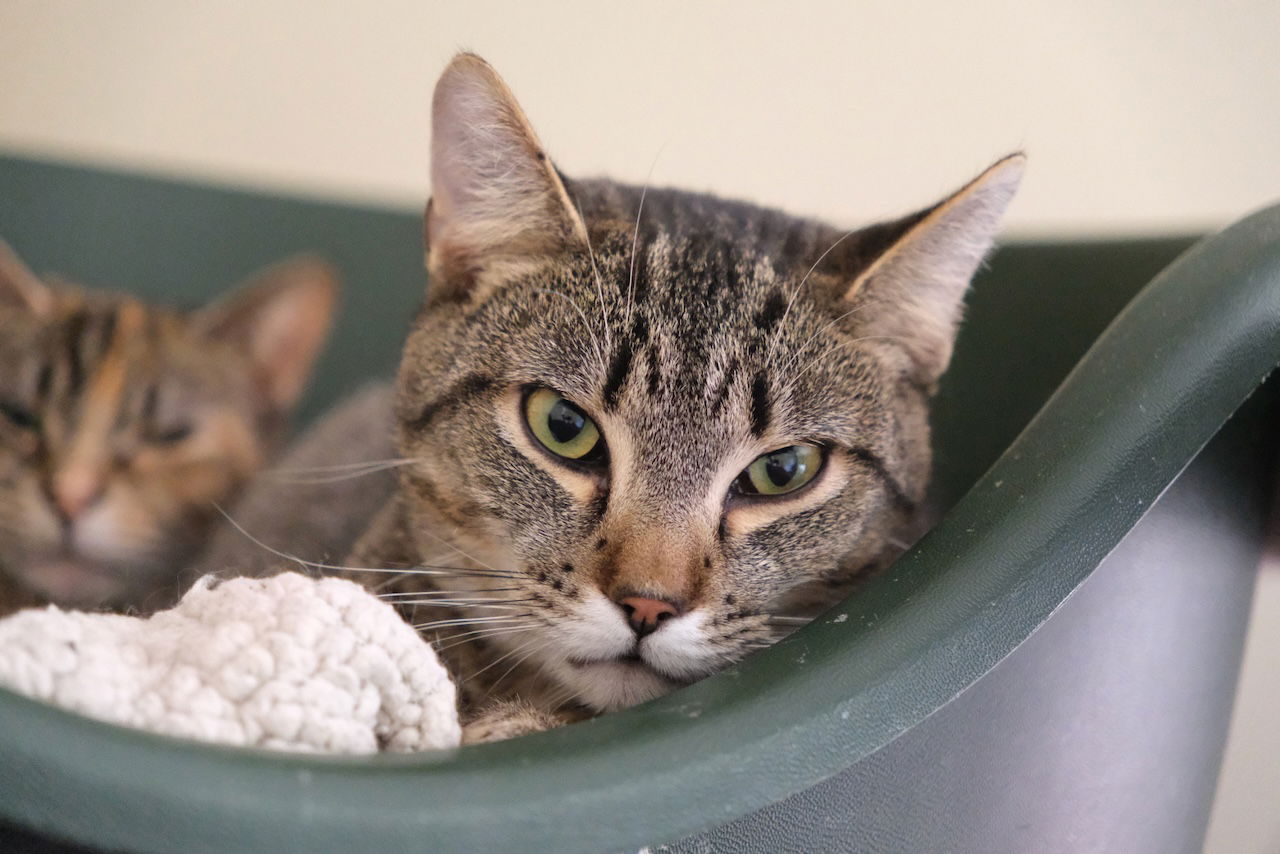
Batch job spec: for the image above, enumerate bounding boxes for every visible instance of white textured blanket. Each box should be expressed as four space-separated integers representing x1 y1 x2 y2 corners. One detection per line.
0 572 460 754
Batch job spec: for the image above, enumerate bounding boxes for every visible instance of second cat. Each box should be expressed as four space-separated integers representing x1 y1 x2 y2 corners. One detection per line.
0 243 337 613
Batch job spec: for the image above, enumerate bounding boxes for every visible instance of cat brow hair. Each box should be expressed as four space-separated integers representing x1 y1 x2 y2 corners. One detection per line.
749 373 771 437
52 303 125 400
848 447 916 512
406 372 497 433
601 320 638 410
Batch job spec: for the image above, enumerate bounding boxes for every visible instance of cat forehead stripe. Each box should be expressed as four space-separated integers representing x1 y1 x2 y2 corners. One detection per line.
406 373 497 433
60 309 89 394
602 314 650 411
749 373 771 438
65 301 144 446
47 302 126 401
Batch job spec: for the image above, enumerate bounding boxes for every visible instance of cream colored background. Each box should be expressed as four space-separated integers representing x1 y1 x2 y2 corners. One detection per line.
1 1 1279 850
2 1 1280 235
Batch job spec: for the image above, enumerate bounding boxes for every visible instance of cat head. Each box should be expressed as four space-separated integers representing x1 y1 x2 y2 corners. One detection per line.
0 245 337 609
395 54 1022 712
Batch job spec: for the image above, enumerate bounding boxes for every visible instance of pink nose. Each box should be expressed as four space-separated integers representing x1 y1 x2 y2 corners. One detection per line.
52 469 104 521
618 596 681 638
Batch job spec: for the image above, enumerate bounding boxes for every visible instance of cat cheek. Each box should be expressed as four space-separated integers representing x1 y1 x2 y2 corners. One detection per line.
556 592 636 660
2 485 63 551
153 410 264 483
130 443 258 512
68 509 131 567
639 611 722 680
167 464 243 511
1 429 41 460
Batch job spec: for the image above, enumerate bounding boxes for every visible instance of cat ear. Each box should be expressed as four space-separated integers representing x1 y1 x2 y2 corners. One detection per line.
194 256 339 415
0 240 54 316
842 154 1024 385
425 52 588 297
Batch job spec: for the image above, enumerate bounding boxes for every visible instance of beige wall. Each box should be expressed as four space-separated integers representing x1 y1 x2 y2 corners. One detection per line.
1 0 1278 236
2 2 1279 851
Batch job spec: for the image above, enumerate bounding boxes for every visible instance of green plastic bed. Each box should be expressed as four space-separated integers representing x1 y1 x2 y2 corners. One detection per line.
0 154 1276 853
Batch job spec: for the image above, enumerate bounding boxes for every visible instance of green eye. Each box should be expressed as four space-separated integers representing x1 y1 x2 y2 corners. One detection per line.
737 444 824 496
524 388 604 462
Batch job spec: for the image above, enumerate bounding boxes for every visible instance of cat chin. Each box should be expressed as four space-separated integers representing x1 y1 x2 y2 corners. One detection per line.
12 536 168 608
17 557 130 608
541 597 723 711
555 658 680 713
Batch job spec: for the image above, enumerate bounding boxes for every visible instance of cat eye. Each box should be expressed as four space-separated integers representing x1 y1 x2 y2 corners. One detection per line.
0 400 39 431
524 387 604 463
736 444 825 497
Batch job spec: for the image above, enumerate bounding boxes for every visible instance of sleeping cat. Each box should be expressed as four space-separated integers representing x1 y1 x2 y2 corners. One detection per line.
341 53 1023 742
0 243 337 613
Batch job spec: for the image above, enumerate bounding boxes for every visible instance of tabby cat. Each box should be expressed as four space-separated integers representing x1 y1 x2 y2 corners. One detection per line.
346 53 1024 742
0 243 337 612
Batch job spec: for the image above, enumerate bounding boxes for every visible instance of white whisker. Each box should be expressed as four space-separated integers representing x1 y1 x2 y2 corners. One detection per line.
787 332 913 390
262 457 413 475
259 458 416 485
530 288 607 377
626 145 665 332
377 587 522 599
479 639 549 701
211 505 521 581
572 196 614 375
392 599 533 610
410 524 508 576
414 614 533 631
467 635 541 682
768 225 866 369
432 624 540 654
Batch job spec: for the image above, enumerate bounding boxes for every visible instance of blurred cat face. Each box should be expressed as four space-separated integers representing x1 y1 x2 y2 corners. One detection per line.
0 246 336 609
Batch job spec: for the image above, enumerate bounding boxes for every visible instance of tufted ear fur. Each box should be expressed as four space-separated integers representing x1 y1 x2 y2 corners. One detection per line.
843 154 1024 386
0 241 54 316
425 52 588 301
194 256 338 417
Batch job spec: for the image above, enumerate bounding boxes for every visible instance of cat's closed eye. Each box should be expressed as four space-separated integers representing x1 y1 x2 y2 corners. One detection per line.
148 422 194 446
0 400 39 431
140 385 196 446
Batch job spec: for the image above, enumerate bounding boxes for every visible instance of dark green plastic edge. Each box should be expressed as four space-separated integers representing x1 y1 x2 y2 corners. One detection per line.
1 204 1278 853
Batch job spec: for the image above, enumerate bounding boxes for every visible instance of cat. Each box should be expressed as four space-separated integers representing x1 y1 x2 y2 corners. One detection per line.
188 382 398 583
327 53 1023 743
0 242 337 614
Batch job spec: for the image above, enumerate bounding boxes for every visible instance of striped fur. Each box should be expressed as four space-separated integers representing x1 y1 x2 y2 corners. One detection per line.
347 54 1023 739
0 248 337 612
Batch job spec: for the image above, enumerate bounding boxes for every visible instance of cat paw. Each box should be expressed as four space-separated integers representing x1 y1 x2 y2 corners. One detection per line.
461 700 571 744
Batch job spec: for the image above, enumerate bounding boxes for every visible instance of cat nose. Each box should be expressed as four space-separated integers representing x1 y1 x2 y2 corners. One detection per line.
52 468 104 521
617 595 681 638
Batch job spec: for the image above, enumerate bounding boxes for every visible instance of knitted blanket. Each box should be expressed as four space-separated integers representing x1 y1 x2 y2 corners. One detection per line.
0 572 460 753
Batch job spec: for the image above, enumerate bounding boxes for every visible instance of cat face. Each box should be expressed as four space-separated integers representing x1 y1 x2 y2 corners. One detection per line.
0 246 336 609
394 54 1022 712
